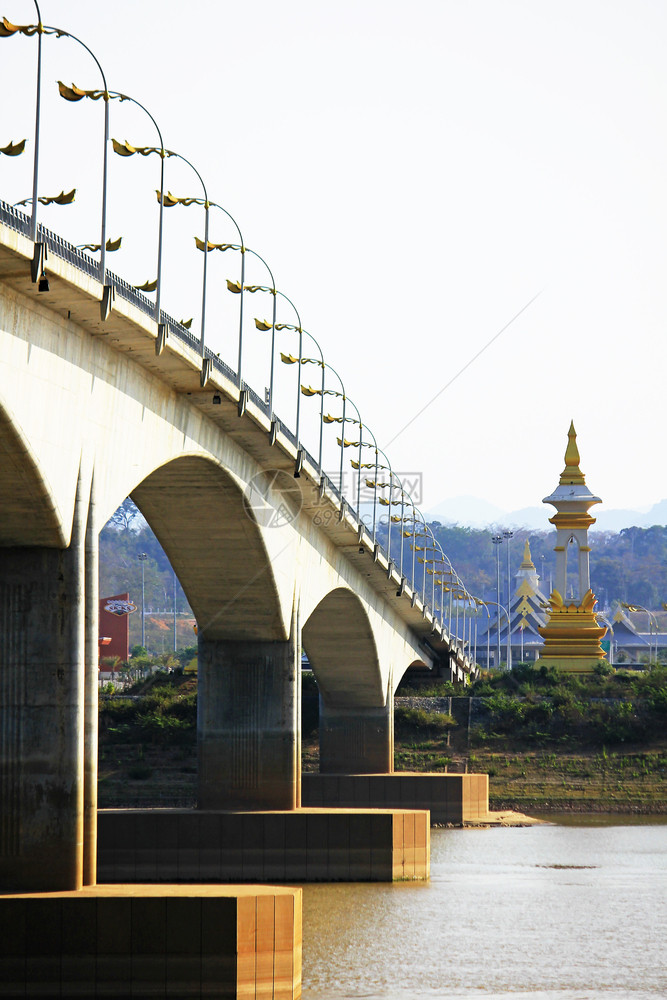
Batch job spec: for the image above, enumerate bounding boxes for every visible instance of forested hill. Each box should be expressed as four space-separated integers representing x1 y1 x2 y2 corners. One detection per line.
100 500 667 621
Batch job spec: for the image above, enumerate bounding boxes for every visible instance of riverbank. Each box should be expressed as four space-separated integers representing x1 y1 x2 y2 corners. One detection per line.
301 737 667 814
98 668 667 815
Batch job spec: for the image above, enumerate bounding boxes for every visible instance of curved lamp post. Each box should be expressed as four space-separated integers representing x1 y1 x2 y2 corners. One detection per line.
367 458 406 567
385 491 421 592
475 597 494 668
285 339 333 474
483 599 511 670
596 612 615 667
491 534 503 668
0 13 115 312
217 249 282 399
317 382 360 499
337 428 381 542
621 602 658 666
0 5 61 256
72 93 169 341
246 290 304 470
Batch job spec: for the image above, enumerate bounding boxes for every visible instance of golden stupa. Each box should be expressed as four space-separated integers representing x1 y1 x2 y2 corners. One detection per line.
534 422 608 674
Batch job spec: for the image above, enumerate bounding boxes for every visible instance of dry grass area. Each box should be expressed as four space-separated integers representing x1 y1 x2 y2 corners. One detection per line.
476 747 667 813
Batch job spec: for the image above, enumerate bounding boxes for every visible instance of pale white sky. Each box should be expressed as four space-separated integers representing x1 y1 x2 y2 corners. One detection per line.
2 1 666 517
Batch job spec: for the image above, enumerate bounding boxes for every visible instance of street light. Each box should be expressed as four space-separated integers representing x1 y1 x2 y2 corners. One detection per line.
597 611 615 667
246 291 305 470
385 489 422 592
299 357 354 484
475 598 493 668
240 283 301 427
172 568 177 654
1 13 116 310
138 552 148 650
365 452 401 566
112 137 229 384
286 337 334 474
0 6 56 256
207 246 280 395
621 602 658 666
483 599 511 670
492 534 503 668
337 427 382 543
503 529 514 621
72 91 169 341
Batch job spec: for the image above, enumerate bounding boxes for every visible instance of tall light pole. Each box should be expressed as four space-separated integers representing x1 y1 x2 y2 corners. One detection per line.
172 567 177 654
503 530 514 670
492 534 503 668
1 12 113 308
484 600 511 671
138 552 148 650
247 290 304 472
503 530 514 608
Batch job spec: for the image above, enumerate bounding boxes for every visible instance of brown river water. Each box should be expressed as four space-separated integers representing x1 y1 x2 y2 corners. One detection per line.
300 817 667 999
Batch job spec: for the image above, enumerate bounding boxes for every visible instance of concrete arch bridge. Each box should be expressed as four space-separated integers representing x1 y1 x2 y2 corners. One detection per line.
0 208 472 892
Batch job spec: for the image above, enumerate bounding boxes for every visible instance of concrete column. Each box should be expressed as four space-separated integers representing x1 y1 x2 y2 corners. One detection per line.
197 613 301 811
319 701 394 774
0 493 87 891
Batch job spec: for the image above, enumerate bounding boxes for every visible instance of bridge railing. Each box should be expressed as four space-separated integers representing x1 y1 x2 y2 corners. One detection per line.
0 199 346 495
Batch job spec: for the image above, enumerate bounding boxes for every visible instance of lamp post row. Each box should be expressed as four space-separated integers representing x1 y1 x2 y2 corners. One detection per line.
1 6 482 667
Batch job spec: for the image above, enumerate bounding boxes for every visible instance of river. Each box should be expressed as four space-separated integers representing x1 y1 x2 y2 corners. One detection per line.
300 817 667 999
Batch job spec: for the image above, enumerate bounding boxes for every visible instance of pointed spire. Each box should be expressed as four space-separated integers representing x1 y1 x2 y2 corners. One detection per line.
559 420 586 486
520 539 535 570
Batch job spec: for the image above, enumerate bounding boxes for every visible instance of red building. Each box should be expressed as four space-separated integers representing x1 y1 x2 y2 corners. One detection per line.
98 593 136 665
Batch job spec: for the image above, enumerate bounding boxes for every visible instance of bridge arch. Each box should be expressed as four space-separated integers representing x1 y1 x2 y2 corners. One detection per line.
302 587 384 707
0 399 65 547
128 453 286 642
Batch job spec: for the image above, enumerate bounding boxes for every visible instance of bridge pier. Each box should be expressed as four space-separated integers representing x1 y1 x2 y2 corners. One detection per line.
197 616 301 811
0 481 96 892
319 701 394 774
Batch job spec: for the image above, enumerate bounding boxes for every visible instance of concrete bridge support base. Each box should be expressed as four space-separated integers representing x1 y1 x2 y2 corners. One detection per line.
302 772 490 825
97 807 430 883
319 702 394 774
0 884 302 999
197 625 301 811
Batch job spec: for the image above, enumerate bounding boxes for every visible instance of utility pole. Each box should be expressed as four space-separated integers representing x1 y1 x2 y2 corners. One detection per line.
492 535 503 668
503 530 513 670
138 552 148 649
173 568 177 653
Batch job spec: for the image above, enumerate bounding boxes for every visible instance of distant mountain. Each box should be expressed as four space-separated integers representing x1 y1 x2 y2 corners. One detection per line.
426 495 507 527
427 496 667 533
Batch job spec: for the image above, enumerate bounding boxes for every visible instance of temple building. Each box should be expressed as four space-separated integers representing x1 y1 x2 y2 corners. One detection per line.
478 539 549 667
534 422 608 674
608 605 667 666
